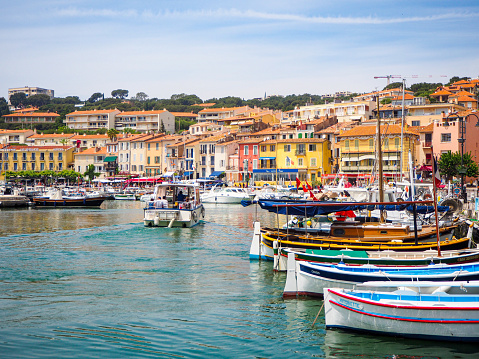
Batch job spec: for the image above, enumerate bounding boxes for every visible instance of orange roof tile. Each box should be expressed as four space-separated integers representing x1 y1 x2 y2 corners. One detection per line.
70 134 109 139
75 147 108 155
3 112 59 117
65 109 119 116
118 110 167 116
431 89 453 97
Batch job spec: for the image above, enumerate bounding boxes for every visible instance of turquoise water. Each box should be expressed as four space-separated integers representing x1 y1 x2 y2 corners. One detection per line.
0 202 478 358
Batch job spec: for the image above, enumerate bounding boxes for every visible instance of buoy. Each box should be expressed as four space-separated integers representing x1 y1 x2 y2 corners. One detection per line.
306 220 312 227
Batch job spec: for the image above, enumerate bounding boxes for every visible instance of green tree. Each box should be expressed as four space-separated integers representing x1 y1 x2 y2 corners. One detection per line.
9 93 27 108
438 151 479 181
0 97 9 116
25 94 51 107
84 164 100 182
111 89 129 99
88 92 104 103
134 92 148 101
107 128 119 141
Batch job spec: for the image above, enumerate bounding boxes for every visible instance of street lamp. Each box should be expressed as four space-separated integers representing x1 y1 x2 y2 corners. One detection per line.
443 112 479 201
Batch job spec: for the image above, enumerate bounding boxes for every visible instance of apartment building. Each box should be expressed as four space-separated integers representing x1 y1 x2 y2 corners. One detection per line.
145 135 179 177
64 109 120 130
70 134 110 149
74 146 114 177
338 124 419 179
28 133 75 146
0 129 35 145
290 100 376 124
8 86 54 100
115 110 175 133
0 145 75 176
2 112 59 124
197 106 251 124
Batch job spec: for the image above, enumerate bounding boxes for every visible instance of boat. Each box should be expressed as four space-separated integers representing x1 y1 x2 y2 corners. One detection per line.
0 186 31 207
32 188 106 207
144 182 205 228
283 250 479 298
201 185 254 204
113 192 136 200
324 287 479 342
275 244 479 271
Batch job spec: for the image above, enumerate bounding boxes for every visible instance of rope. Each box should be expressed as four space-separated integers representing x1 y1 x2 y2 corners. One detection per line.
312 301 325 327
379 270 392 281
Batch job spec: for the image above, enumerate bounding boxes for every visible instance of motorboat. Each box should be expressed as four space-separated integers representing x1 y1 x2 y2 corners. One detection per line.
32 188 106 207
144 183 205 228
200 185 254 204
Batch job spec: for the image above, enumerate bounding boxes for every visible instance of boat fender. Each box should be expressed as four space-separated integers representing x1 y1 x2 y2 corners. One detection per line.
201 207 205 218
192 211 198 222
154 216 160 226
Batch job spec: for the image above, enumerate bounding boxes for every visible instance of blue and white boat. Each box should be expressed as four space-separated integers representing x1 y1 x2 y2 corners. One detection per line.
144 183 205 228
283 252 479 298
324 287 479 342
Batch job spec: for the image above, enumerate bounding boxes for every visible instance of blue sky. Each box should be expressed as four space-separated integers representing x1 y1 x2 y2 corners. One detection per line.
1 1 478 101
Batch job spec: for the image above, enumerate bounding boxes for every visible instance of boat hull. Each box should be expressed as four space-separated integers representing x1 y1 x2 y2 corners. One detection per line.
143 205 205 228
324 288 479 342
32 197 106 207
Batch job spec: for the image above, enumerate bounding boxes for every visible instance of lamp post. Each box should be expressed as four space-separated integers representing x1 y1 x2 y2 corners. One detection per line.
443 112 479 201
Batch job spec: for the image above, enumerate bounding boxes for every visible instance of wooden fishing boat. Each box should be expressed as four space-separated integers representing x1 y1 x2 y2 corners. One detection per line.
324 287 479 342
32 188 106 207
283 253 479 298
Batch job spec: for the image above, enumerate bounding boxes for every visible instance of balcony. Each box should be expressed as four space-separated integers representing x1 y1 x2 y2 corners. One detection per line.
295 150 306 156
422 141 432 148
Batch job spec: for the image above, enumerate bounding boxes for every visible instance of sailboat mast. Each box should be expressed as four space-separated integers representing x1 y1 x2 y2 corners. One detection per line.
376 95 384 203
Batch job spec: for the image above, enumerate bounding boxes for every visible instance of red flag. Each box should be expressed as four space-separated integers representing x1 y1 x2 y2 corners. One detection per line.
433 156 441 188
295 177 301 190
302 184 308 193
306 181 312 191
309 190 318 201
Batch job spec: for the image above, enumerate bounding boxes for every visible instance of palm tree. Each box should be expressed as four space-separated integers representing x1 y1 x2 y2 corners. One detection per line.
107 128 119 142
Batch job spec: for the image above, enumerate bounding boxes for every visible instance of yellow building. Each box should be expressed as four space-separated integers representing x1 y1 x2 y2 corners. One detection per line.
254 138 331 184
0 145 75 179
338 124 419 180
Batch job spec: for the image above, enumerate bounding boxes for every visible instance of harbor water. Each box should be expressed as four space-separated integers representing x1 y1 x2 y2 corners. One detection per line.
0 201 478 358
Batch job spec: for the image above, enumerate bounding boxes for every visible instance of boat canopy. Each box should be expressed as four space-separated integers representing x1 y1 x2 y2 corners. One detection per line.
256 200 449 216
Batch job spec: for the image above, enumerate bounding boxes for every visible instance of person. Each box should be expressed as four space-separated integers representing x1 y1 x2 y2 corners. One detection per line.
177 190 186 202
160 196 168 208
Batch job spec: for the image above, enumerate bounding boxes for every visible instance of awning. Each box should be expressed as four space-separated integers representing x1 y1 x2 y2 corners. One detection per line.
418 165 432 171
209 171 224 178
104 156 117 162
163 171 175 177
259 157 276 160
184 171 193 176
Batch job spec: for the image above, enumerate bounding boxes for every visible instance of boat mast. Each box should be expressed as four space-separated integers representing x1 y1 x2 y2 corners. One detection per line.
376 95 384 203
400 79 405 181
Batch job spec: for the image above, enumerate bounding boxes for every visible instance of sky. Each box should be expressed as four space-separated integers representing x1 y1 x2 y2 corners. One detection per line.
1 1 478 102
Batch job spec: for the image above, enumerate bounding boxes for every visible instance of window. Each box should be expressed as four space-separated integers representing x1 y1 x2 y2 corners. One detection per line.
22 153 27 160
369 139 374 149
22 163 26 170
147 157 150 164
3 163 7 171
297 144 306 154
298 158 303 167
309 144 316 152
31 153 35 160
261 145 266 152
270 145 275 152
13 153 17 160
244 145 249 155
40 153 44 160
252 159 258 169
58 163 63 170
253 145 258 155
311 158 317 167
284 144 291 152
345 140 349 149
58 152 63 160
384 138 389 148
354 139 359 149
395 138 400 148
412 120 420 127
40 163 44 171
49 153 53 160
156 143 159 150
441 133 451 142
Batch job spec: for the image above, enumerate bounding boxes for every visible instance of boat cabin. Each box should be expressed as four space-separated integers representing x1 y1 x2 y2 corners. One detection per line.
150 183 201 209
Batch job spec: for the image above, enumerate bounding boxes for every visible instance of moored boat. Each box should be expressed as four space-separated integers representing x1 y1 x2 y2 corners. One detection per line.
324 287 479 342
32 188 106 207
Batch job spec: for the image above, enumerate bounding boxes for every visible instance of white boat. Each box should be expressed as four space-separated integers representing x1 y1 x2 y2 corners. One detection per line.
144 183 205 228
200 185 254 204
113 192 136 200
324 287 479 342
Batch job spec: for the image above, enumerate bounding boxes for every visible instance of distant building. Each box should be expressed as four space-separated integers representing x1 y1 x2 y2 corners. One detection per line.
2 112 59 124
8 86 54 101
64 109 120 130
